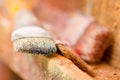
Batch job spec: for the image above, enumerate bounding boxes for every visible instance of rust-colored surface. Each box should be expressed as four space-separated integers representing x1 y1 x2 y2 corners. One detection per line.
94 63 120 80
0 0 120 80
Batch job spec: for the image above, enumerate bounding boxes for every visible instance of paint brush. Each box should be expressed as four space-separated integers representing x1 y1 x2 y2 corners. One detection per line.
12 26 96 77
12 26 57 56
12 27 96 77
9 0 96 77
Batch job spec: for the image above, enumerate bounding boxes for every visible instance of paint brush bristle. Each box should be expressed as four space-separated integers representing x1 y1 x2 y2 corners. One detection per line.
12 26 57 56
13 37 57 55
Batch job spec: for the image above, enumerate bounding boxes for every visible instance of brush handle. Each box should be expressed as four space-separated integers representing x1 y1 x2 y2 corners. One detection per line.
56 44 96 77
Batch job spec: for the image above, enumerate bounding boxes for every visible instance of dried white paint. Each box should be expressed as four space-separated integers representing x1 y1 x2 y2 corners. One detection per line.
11 26 52 41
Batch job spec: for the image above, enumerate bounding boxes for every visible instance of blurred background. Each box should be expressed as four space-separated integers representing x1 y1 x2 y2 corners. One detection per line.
0 0 120 80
